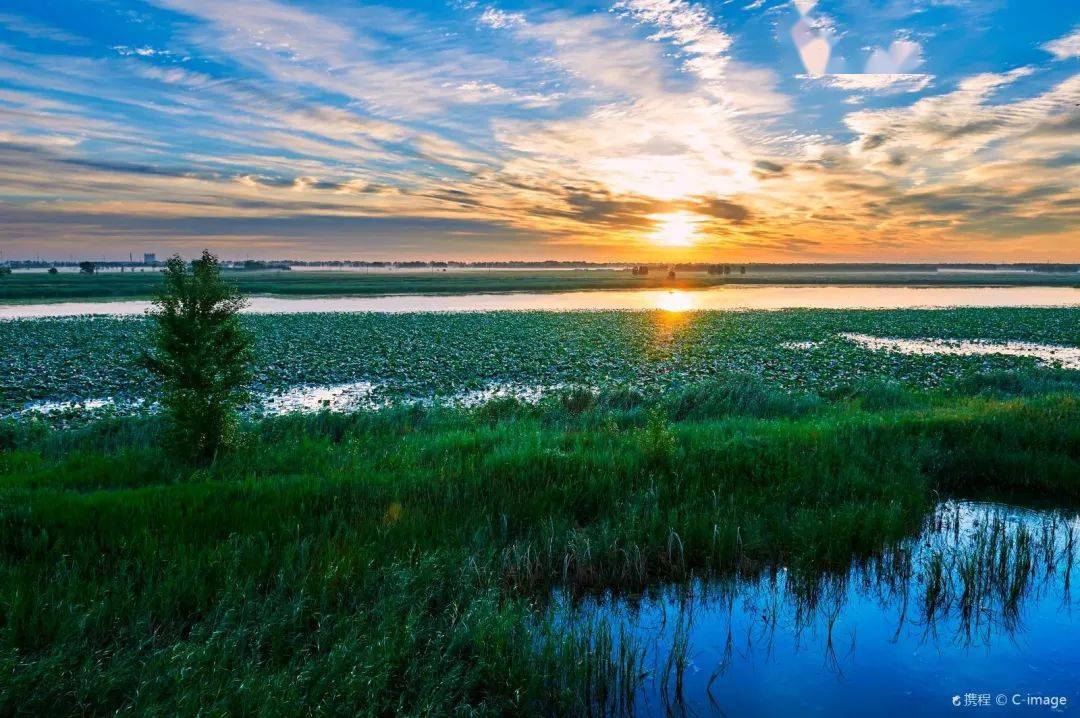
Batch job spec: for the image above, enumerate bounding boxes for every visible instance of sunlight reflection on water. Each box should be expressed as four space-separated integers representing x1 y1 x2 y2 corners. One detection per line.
2 285 1077 319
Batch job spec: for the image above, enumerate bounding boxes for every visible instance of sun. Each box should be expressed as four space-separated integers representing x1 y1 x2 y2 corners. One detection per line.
649 211 704 247
655 290 695 313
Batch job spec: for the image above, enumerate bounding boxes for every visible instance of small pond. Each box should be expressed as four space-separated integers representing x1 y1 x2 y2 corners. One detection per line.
555 500 1079 716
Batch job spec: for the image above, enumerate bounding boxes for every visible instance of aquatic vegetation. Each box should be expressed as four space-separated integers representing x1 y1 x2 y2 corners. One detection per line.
2 308 1078 416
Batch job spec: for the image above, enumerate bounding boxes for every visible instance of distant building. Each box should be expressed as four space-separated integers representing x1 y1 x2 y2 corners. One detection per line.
143 253 156 265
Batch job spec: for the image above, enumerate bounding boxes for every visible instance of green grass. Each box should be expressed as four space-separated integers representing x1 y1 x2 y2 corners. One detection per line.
2 267 1077 302
1 386 1078 715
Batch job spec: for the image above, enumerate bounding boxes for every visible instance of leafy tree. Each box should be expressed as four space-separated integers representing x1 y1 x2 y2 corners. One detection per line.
48 267 58 275
0 267 11 278
78 261 96 274
144 250 253 463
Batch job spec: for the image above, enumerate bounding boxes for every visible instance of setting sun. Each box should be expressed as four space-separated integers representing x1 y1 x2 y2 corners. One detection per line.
655 290 695 313
649 211 705 247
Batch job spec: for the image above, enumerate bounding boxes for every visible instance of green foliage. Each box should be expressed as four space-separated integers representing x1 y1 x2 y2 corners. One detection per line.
144 251 253 463
828 376 920 410
77 261 96 275
3 307 1076 416
953 367 1080 397
0 266 11 278
665 374 820 420
0 393 1077 715
559 386 597 416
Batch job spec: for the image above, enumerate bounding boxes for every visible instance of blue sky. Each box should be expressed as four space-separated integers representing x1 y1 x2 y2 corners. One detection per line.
0 0 1077 261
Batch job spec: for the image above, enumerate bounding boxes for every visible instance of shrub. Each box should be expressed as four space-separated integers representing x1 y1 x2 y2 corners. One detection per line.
144 250 253 463
558 387 597 416
952 369 1080 398
835 377 916 411
665 375 819 420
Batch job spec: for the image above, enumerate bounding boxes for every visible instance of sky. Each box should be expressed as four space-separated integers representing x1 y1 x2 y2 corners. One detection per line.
0 0 1078 262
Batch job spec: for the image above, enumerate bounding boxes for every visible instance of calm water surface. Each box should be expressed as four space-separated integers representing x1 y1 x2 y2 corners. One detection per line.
840 334 1080 370
558 500 1079 717
2 285 1078 318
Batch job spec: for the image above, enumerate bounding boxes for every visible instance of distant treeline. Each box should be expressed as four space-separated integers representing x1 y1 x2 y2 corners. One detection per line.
4 260 161 269
2 259 291 271
281 261 1080 273
5 259 1078 273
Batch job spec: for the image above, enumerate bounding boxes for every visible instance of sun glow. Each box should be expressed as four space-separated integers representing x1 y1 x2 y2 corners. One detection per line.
655 290 695 313
649 211 704 247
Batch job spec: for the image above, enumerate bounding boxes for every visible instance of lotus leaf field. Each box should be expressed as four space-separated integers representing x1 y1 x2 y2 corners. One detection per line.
2 307 1078 416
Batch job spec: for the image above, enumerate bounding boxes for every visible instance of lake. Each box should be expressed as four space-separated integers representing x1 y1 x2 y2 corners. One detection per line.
557 500 1079 717
2 285 1078 318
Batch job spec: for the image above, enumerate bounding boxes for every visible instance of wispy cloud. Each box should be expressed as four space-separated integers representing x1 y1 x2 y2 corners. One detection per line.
806 73 932 93
0 13 85 43
1042 26 1080 60
478 7 525 30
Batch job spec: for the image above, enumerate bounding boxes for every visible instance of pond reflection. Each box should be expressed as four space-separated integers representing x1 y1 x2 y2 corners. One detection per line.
556 501 1079 717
